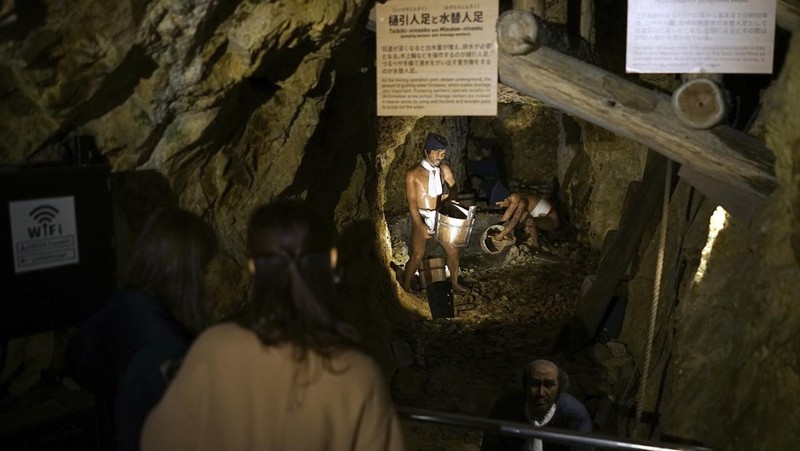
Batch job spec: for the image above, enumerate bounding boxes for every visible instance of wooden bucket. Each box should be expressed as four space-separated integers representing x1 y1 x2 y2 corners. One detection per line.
418 257 447 288
435 202 476 248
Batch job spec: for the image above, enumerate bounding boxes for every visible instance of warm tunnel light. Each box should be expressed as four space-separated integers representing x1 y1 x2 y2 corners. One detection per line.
693 206 729 284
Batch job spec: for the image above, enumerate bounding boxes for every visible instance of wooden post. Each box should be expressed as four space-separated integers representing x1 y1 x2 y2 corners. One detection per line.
580 0 595 45
558 152 669 352
671 74 728 130
497 10 541 55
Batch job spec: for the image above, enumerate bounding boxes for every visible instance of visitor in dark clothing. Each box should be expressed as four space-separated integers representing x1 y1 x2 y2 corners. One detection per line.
481 359 594 451
67 207 218 451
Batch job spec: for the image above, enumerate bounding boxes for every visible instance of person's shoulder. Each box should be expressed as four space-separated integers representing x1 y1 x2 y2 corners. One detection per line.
406 164 424 176
406 166 426 185
109 289 167 320
336 349 382 370
192 322 255 352
557 392 590 418
200 322 251 339
331 349 387 383
76 289 159 335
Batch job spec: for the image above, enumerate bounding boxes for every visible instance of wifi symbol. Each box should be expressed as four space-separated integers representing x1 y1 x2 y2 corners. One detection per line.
30 205 60 225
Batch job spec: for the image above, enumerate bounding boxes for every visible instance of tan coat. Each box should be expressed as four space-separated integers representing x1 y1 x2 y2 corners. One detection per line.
141 323 405 451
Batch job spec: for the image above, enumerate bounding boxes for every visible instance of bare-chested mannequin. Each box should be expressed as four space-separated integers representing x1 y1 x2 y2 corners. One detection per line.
494 192 560 248
402 132 467 293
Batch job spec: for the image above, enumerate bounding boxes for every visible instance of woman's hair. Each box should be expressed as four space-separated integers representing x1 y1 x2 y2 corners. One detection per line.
239 199 360 358
122 207 218 335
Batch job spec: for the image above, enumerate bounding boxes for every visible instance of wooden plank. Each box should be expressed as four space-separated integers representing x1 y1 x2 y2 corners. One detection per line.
496 12 777 198
557 152 668 352
677 164 763 225
580 0 595 45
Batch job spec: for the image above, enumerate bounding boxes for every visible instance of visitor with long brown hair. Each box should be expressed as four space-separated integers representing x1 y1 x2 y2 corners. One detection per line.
68 206 218 451
141 199 405 450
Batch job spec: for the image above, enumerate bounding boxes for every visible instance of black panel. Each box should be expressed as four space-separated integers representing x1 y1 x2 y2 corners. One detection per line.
426 281 455 320
0 165 115 339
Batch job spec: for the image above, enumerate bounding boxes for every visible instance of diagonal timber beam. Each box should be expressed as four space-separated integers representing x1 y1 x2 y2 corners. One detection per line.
497 11 777 199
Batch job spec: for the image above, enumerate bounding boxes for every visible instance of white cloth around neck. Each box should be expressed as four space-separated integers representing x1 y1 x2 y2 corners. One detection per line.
421 159 443 197
524 402 557 451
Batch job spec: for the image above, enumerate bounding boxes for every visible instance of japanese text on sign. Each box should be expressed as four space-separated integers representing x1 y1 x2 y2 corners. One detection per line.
626 0 776 74
376 0 499 116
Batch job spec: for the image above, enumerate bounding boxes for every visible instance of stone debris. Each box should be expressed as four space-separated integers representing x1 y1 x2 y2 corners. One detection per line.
390 237 638 449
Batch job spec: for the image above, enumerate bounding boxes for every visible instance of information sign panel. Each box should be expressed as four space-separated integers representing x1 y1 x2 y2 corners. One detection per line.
376 0 499 116
626 0 776 74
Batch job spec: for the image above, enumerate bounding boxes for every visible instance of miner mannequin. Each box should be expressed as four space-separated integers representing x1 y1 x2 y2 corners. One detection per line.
402 132 467 293
494 192 560 249
481 359 594 451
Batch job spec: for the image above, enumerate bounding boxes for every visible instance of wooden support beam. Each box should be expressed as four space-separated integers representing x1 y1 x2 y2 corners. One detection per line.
678 164 762 225
497 10 541 55
672 75 729 130
497 11 777 199
558 152 669 352
580 0 595 45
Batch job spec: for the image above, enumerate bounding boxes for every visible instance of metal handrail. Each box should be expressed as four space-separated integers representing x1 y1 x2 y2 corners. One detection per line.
396 405 712 451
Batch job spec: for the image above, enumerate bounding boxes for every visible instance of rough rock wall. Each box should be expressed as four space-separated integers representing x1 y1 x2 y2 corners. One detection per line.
469 102 560 188
578 122 648 249
0 0 372 318
619 34 800 450
617 178 712 420
464 97 645 252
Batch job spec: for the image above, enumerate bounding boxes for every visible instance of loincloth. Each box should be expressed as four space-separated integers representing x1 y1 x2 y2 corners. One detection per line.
530 198 554 218
418 208 437 234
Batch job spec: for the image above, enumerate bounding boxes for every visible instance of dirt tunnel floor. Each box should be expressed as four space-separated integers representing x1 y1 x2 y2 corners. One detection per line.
391 240 601 450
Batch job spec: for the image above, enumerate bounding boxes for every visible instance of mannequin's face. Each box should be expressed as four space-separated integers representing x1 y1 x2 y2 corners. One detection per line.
526 360 559 419
426 149 446 167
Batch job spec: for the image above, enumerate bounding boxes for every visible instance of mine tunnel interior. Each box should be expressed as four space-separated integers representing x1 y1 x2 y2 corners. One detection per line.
1 0 798 450
0 87 773 450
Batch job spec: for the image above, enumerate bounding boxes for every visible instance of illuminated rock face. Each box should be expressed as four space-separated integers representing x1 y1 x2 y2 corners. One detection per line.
619 34 800 451
682 34 800 449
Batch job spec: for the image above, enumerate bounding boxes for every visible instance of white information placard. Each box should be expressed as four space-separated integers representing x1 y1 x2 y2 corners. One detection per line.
626 0 776 74
376 0 499 116
9 196 80 274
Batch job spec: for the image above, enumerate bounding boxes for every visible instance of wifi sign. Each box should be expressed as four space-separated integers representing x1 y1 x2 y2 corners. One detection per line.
30 205 60 225
27 205 63 238
9 196 79 273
